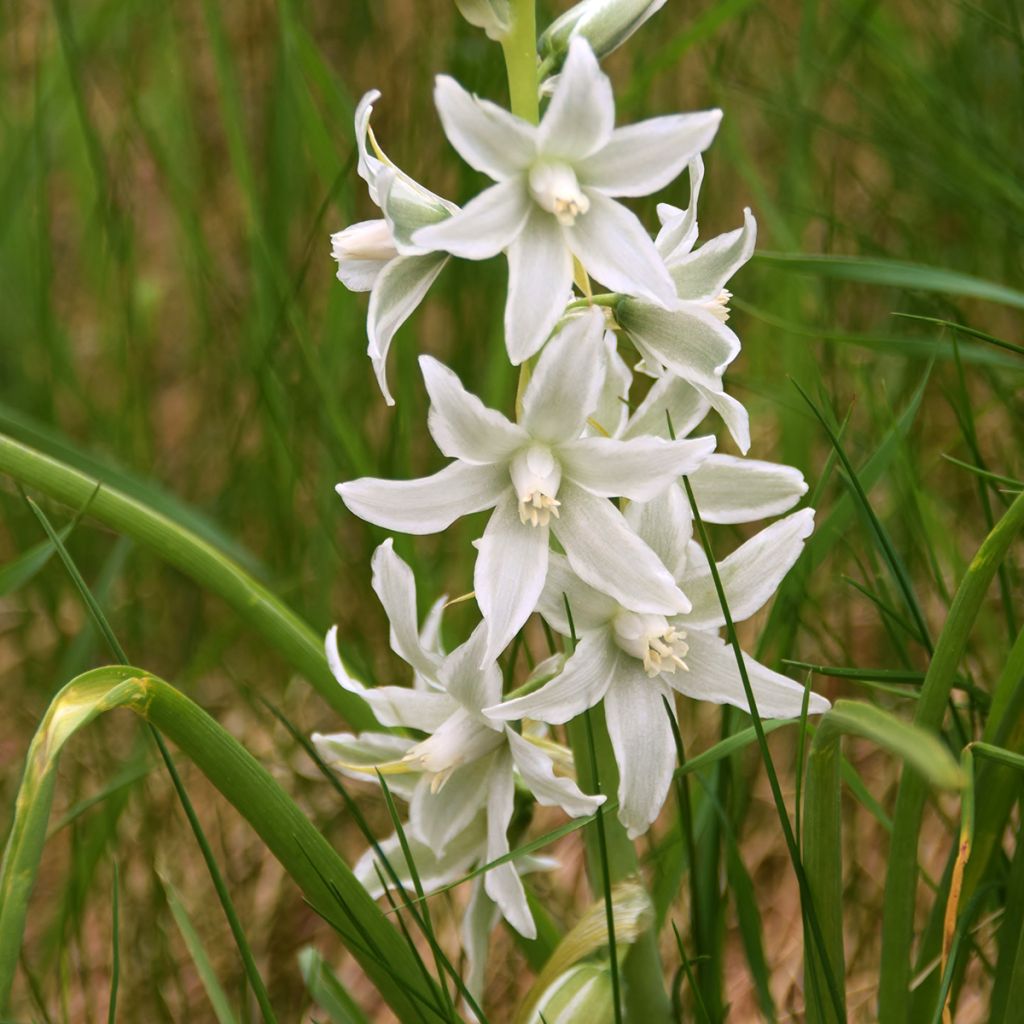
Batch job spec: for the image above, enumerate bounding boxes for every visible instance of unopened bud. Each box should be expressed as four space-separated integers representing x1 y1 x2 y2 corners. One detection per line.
539 0 666 63
526 963 615 1024
454 0 511 40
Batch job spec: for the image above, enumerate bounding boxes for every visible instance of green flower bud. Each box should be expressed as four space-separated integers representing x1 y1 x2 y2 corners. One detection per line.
527 963 615 1024
454 0 511 41
539 0 666 62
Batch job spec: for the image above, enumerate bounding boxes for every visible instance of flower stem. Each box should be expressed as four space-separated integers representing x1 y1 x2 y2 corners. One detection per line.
500 0 539 125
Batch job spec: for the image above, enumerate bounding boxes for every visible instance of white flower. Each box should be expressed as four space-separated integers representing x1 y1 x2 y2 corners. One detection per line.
337 309 714 662
315 540 602 938
454 0 511 39
412 38 721 363
614 156 758 420
331 90 458 405
486 492 828 837
539 0 667 63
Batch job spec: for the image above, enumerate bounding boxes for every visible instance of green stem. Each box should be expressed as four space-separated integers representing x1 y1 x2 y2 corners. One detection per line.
0 668 443 1020
500 0 539 125
878 490 1024 1020
0 431 375 729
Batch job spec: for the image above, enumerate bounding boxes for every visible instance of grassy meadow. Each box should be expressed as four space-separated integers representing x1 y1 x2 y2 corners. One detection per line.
0 0 1022 1020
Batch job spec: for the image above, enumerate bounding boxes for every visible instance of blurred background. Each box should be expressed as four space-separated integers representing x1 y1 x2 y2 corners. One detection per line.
1 0 1021 1020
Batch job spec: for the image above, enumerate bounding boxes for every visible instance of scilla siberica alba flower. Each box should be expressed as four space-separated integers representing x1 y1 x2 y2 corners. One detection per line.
337 309 716 663
315 540 601 938
412 37 722 363
486 490 829 838
331 91 456 405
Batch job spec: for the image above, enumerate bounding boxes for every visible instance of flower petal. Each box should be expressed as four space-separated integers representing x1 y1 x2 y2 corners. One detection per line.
622 374 711 440
485 629 620 725
413 179 531 260
355 90 385 203
331 219 391 291
438 623 506 712
558 433 715 501
536 552 618 635
604 670 678 838
590 330 632 438
520 306 606 441
679 508 815 629
686 454 807 524
378 168 457 254
312 730 419 801
370 539 443 679
655 155 705 262
367 252 448 406
670 630 829 717
693 380 751 454
552 483 691 614
537 37 614 160
622 485 693 583
483 748 536 938
568 191 676 305
578 110 721 197
503 208 576 364
420 356 527 464
669 208 757 297
506 728 604 816
617 299 741 390
410 761 492 858
325 626 456 730
433 75 536 179
474 491 551 664
461 878 501 1002
337 460 506 534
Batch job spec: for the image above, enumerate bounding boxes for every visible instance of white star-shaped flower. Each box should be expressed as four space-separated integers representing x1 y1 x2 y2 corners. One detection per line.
486 491 829 838
412 38 721 364
337 309 714 663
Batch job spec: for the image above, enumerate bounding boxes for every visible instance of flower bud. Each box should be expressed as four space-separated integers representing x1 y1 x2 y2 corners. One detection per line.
454 0 511 41
539 0 666 63
526 963 615 1024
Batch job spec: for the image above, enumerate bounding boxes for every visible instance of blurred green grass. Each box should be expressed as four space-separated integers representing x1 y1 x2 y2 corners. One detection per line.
1 0 1021 1019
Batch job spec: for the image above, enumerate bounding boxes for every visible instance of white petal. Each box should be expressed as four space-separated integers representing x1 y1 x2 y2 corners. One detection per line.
622 374 711 440
693 380 751 454
655 155 705 262
669 208 757 297
378 169 457 254
604 671 678 838
578 110 722 197
670 630 829 718
413 179 530 259
686 454 807 524
552 483 691 614
622 485 693 583
506 729 604 816
503 209 575 364
485 629 619 725
474 491 551 663
433 75 536 180
311 730 419 801
558 434 715 501
520 306 606 441
410 761 492 858
617 299 741 390
370 540 442 679
367 253 448 406
419 594 448 661
438 623 505 712
567 191 676 305
536 552 618 636
332 219 392 291
420 356 527 464
537 37 614 160
335 255 388 292
679 509 815 629
325 626 455 730
483 749 536 938
461 878 501 1003
337 460 506 534
590 330 632 438
355 90 385 203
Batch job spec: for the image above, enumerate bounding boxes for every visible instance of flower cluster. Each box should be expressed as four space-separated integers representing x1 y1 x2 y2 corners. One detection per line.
321 0 828 995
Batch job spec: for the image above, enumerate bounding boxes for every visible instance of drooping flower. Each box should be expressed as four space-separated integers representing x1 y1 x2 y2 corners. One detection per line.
412 38 721 363
486 492 828 837
613 155 758 418
337 309 714 662
331 91 457 405
315 540 602 937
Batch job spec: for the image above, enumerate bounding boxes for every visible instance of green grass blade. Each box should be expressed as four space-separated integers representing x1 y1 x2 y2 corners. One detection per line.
107 861 119 1024
298 947 369 1024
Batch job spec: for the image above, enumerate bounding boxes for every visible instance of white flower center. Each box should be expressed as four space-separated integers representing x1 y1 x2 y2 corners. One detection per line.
510 444 562 528
402 708 503 793
331 219 399 262
612 611 689 678
528 162 591 226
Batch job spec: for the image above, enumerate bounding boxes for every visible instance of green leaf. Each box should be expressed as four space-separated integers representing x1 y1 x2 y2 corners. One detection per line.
298 947 369 1024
